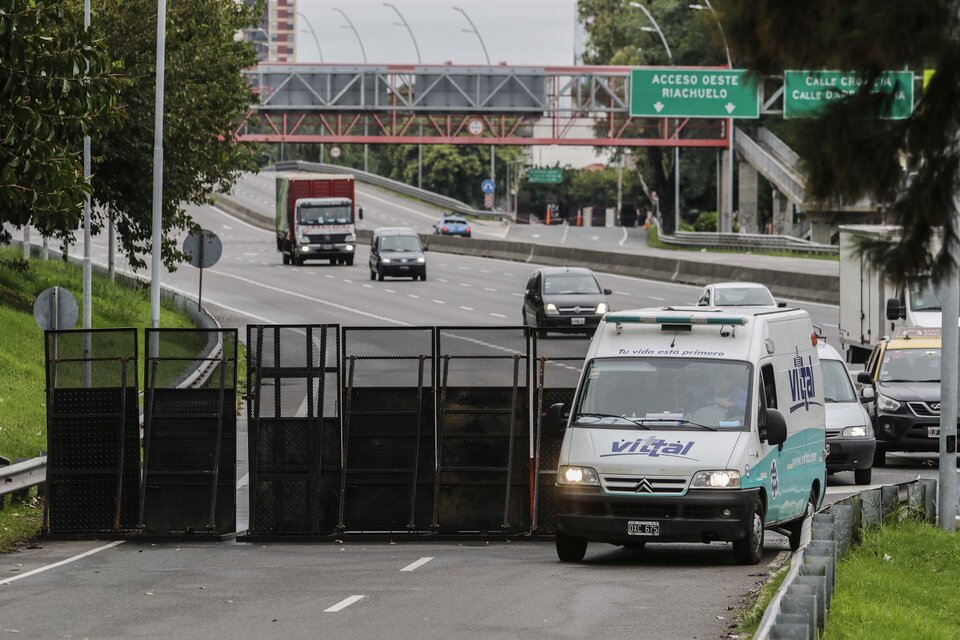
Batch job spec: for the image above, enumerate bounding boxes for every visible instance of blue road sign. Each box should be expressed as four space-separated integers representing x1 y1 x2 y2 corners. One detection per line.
481 179 496 194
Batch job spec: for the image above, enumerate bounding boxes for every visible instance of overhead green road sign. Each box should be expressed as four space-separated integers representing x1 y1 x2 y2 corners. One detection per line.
629 68 760 119
784 71 915 119
527 168 563 184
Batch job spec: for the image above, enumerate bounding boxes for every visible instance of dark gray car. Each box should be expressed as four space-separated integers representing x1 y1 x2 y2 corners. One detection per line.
522 267 611 334
369 227 427 281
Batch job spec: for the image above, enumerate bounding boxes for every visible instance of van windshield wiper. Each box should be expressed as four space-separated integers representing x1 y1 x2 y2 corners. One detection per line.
637 418 718 431
573 413 650 429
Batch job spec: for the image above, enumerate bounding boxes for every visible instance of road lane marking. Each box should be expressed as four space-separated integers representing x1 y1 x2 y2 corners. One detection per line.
400 557 434 572
648 296 665 301
460 283 473 287
363 284 374 289
385 288 396 294
483 287 498 292
432 299 446 304
489 313 507 318
0 541 125 586
460 306 474 311
325 274 334 279
408 294 420 299
436 278 449 283
324 595 366 612
561 224 569 244
619 228 628 246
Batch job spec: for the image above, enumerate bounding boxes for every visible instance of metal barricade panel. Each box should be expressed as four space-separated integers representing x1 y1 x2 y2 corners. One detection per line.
141 329 238 535
248 325 340 535
44 329 139 533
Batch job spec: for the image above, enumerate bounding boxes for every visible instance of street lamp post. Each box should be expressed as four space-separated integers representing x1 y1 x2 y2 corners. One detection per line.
452 6 495 196
629 2 678 234
333 8 368 171
383 2 424 188
297 12 323 62
150 0 168 348
690 1 734 233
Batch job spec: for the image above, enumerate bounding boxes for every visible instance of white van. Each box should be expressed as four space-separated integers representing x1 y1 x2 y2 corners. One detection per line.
545 307 826 565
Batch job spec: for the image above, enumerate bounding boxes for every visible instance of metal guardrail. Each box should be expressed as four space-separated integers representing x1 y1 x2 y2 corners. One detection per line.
657 225 839 255
0 456 46 498
270 160 507 221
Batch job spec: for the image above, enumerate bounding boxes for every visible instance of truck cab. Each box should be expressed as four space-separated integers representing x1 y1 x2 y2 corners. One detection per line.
276 173 357 266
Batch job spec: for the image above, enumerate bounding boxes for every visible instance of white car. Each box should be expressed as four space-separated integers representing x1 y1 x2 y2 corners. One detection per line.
697 282 784 308
818 339 876 485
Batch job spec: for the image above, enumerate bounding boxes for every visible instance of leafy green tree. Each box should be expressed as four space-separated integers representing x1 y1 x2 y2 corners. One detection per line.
91 0 261 270
723 0 954 279
0 0 120 244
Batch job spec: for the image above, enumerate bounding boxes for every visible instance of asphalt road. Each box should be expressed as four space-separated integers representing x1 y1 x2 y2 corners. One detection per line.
0 182 935 640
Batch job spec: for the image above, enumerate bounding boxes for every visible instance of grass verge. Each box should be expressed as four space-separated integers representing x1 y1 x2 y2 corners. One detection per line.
0 246 201 552
733 563 790 639
826 518 960 639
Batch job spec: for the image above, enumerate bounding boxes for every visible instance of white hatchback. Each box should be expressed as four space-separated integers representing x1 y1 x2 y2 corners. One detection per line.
818 339 876 485
697 282 783 308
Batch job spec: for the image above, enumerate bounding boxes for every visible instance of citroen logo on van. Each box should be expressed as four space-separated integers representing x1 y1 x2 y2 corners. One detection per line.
635 478 654 493
574 306 582 314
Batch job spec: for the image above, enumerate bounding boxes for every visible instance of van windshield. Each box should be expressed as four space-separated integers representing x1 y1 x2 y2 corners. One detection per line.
380 235 421 252
299 205 352 225
574 358 751 430
821 360 857 403
908 278 941 312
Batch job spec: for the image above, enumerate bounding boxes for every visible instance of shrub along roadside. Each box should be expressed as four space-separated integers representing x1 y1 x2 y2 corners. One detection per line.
0 247 200 551
825 518 960 639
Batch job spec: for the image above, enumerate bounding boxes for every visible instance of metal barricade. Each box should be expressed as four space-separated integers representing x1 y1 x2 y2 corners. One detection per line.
141 329 237 536
43 329 139 534
247 325 340 535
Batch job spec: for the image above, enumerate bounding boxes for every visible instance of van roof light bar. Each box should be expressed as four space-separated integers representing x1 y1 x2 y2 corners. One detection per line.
606 313 749 326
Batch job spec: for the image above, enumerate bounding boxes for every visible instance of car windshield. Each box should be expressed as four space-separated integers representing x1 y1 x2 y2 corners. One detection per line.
442 217 466 225
908 278 942 312
543 274 600 295
878 347 941 383
821 360 857 403
714 287 776 306
574 358 751 430
299 205 352 225
380 235 421 252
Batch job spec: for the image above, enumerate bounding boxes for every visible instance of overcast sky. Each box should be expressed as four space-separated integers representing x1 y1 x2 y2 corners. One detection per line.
295 0 581 66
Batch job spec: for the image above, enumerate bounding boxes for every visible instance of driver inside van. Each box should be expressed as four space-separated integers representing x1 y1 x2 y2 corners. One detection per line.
694 376 748 426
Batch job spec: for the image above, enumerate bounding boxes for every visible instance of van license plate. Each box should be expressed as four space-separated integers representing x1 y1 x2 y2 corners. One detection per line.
929 426 940 438
321 244 333 250
571 317 585 325
627 521 659 536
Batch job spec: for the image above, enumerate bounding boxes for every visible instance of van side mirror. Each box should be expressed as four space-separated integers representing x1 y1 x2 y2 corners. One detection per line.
603 288 613 296
886 298 904 320
358 208 363 220
777 301 787 308
860 386 876 403
856 371 874 386
762 408 787 446
544 402 567 435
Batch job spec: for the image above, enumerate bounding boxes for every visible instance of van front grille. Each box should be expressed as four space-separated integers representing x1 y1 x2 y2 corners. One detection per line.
602 475 688 494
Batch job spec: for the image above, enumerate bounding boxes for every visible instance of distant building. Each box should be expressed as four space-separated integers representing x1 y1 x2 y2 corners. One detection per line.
242 0 296 63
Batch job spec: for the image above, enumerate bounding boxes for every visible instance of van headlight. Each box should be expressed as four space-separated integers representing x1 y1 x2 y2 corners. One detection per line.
876 394 901 412
595 302 608 315
345 234 356 242
416 256 426 263
381 258 393 264
296 233 308 243
557 465 600 485
545 303 559 316
842 426 869 437
690 470 741 489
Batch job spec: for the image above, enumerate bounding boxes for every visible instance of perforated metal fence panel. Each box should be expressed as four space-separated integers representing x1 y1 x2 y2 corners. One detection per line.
44 329 139 533
433 327 529 534
248 325 340 535
340 327 434 532
141 329 237 535
532 330 590 534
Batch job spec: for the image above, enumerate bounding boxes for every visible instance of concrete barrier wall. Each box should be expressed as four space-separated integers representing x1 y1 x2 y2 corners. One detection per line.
212 194 840 305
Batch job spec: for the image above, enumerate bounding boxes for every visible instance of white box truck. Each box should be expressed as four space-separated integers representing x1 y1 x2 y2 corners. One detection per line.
839 225 947 363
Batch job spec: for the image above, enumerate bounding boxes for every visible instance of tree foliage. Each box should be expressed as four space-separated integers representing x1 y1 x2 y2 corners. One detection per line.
92 0 261 270
0 0 121 244
724 0 957 281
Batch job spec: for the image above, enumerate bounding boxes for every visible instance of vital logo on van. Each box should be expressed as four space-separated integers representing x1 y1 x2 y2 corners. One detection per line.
602 436 697 460
788 349 822 413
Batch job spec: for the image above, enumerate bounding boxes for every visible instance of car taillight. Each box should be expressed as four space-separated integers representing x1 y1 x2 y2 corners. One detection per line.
442 226 448 232
465 227 471 233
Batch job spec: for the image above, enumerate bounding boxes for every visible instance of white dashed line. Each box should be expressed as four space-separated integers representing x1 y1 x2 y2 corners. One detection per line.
460 283 473 288
363 284 374 289
325 274 334 279
460 306 474 311
0 541 125 586
489 312 507 318
401 557 434 572
480 269 491 274
511 292 523 297
619 228 629 246
436 278 449 283
324 595 366 612
649 296 666 301
483 287 498 292
408 294 420 299
385 289 396 293
433 299 446 304
343 279 354 284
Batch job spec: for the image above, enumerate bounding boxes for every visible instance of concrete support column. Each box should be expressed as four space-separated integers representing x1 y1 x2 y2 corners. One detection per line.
718 149 733 232
771 189 792 235
810 218 835 245
737 162 759 234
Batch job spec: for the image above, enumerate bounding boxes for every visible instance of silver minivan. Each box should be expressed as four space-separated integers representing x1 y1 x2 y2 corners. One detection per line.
818 339 876 485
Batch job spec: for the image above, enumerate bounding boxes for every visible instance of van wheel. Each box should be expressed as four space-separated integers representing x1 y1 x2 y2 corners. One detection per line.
282 253 290 265
294 255 304 266
369 269 376 281
377 267 384 282
420 271 427 281
733 496 765 565
854 468 872 485
556 531 588 562
786 490 815 552
346 256 354 266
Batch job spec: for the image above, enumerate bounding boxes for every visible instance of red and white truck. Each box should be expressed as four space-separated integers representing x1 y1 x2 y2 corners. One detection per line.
276 172 358 265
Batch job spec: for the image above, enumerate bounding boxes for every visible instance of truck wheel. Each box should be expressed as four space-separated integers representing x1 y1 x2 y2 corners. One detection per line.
786 490 815 552
854 468 872 485
330 258 337 265
733 496 765 565
556 531 587 562
294 255 304 266
346 256 354 266
282 253 290 265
